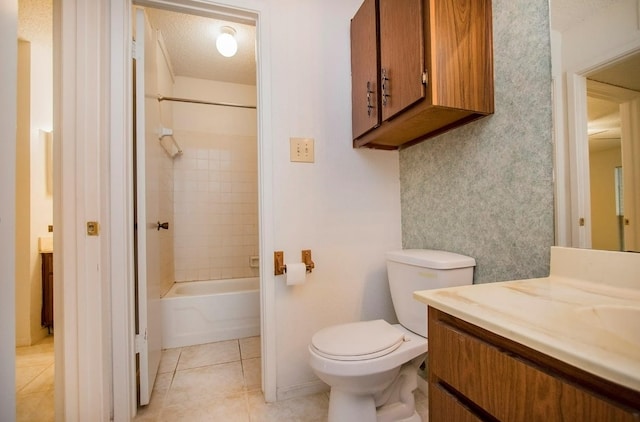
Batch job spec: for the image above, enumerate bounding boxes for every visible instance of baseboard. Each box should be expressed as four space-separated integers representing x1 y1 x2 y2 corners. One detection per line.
276 379 329 401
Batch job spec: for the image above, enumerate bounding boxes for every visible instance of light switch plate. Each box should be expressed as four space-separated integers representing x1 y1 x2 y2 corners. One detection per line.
290 137 314 163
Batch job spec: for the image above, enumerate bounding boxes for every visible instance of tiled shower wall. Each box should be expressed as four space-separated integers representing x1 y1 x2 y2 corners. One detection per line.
167 74 258 282
172 132 258 282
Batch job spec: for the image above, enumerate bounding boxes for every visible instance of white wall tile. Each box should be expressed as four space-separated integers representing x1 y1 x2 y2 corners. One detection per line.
172 79 258 282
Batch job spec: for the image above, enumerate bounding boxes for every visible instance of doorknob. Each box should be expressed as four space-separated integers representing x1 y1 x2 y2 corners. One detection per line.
157 221 169 231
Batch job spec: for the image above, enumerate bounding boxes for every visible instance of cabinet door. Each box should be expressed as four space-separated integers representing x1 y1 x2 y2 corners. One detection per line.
430 0 494 112
351 0 379 139
379 0 424 121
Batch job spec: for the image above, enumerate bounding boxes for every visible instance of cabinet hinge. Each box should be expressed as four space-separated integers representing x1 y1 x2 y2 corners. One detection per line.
422 70 428 85
134 329 147 353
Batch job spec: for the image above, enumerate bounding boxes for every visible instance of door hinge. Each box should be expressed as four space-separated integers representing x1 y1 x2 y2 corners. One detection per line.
132 40 138 60
579 217 585 227
134 329 147 353
422 70 428 85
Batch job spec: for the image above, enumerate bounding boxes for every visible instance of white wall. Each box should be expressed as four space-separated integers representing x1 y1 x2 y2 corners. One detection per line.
28 40 54 344
560 0 640 72
150 1 401 398
15 0 54 346
3 0 404 414
268 0 402 398
16 40 32 346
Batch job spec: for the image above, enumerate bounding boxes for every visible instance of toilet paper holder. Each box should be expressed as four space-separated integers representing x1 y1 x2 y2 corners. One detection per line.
274 250 315 275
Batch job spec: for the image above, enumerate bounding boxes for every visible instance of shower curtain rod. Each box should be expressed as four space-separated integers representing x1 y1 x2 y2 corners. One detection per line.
157 95 257 110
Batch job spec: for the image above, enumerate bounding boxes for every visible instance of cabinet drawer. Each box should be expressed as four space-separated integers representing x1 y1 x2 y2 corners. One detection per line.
430 382 484 422
428 308 639 422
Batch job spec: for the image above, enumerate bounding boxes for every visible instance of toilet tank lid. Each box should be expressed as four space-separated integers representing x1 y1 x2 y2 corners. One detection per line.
385 249 476 269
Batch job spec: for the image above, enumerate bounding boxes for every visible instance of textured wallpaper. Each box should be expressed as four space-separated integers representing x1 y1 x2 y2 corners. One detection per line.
399 0 554 283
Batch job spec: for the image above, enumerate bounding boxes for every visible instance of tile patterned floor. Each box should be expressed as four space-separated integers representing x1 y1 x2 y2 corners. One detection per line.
137 336 429 421
15 336 429 421
15 335 55 422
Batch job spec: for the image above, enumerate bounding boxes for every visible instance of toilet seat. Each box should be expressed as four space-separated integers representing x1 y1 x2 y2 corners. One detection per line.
311 320 406 361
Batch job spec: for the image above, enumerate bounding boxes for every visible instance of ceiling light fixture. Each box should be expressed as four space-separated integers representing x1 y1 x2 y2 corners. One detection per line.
216 26 238 58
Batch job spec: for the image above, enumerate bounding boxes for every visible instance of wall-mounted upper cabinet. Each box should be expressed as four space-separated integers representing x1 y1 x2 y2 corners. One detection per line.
351 0 494 149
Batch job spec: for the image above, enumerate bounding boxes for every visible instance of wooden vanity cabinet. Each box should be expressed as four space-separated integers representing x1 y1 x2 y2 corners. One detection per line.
41 252 54 331
428 307 640 422
350 0 494 149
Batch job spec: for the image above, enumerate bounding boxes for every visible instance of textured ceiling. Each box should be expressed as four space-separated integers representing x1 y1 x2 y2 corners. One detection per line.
18 0 52 46
145 7 256 86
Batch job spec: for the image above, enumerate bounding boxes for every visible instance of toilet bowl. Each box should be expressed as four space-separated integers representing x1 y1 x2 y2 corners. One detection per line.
309 321 426 422
308 249 475 422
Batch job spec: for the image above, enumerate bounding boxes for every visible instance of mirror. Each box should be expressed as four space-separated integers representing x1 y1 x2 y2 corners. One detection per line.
550 0 640 252
587 53 640 251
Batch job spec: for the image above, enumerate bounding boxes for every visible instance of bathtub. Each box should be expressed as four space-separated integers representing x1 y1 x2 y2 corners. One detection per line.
161 277 260 349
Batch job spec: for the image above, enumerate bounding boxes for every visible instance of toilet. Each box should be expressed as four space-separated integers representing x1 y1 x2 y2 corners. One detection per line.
308 249 475 422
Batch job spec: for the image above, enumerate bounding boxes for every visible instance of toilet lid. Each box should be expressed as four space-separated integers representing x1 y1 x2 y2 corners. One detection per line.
311 320 405 361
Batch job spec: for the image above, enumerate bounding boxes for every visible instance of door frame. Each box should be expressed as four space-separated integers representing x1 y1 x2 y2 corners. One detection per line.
564 43 640 248
110 0 276 417
1 0 18 419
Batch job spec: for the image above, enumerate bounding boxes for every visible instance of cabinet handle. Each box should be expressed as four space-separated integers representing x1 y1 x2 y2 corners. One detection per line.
381 68 390 107
366 81 374 117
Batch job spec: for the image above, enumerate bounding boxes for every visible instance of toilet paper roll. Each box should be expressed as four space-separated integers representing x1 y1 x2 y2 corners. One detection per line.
286 263 307 286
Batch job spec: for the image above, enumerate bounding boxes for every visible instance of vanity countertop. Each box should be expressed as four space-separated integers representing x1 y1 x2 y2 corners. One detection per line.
414 247 640 392
38 236 53 253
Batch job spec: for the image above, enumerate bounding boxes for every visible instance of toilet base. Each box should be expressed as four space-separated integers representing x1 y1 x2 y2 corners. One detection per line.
327 357 424 422
328 389 377 422
394 411 421 422
327 390 422 422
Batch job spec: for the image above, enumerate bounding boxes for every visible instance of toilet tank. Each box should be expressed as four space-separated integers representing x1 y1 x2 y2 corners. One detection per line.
385 249 475 337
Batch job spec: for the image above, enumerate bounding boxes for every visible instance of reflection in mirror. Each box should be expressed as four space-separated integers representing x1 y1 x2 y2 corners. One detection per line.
614 166 624 250
588 82 622 250
550 0 640 252
587 53 640 252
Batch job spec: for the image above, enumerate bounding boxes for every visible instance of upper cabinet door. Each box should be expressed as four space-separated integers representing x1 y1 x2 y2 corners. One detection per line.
351 0 380 139
350 0 493 149
431 0 494 112
379 0 425 121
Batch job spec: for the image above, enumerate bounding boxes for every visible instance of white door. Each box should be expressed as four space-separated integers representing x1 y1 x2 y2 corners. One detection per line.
134 8 162 406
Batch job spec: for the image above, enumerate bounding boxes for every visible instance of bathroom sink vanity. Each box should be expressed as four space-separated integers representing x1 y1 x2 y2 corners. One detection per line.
39 237 54 331
414 247 640 421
